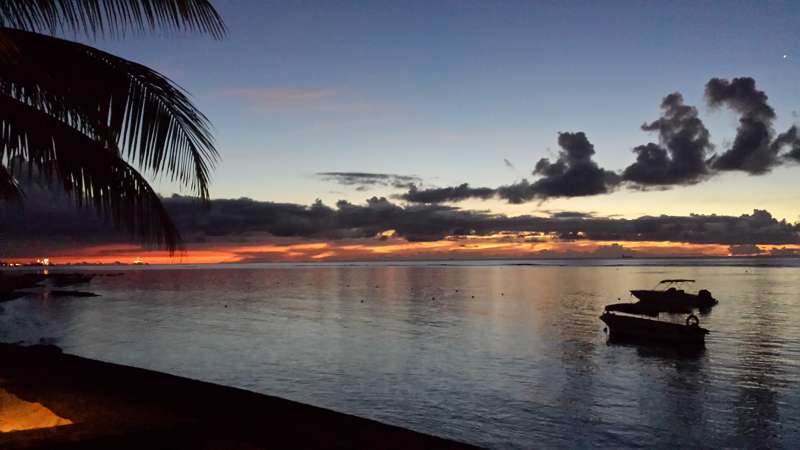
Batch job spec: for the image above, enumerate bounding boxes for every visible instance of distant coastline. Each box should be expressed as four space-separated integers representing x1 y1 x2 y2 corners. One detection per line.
2 255 799 271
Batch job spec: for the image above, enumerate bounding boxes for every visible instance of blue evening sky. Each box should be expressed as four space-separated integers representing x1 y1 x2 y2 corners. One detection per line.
90 0 800 220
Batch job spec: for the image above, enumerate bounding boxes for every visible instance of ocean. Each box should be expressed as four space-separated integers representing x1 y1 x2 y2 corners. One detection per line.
2 259 799 448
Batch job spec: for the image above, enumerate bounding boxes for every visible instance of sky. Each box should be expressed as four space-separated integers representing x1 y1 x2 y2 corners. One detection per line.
3 0 800 263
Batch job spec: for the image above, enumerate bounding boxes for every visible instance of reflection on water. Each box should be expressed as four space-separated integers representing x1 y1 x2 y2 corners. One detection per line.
1 263 799 448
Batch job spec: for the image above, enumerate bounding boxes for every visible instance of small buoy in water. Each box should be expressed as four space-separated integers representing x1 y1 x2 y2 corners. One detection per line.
360 300 364 303
501 292 504 296
224 304 228 308
431 296 436 300
471 295 475 298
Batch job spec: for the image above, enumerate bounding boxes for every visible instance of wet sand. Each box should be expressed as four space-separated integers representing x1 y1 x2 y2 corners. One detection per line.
0 344 476 449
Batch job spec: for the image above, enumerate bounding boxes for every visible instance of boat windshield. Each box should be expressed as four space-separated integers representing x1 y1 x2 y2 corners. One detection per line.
654 279 695 290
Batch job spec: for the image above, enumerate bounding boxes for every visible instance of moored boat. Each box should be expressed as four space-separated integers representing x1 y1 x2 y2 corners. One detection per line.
600 310 709 346
630 279 718 309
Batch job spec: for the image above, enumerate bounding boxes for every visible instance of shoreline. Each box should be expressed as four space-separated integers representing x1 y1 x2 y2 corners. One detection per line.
3 254 799 273
0 344 477 449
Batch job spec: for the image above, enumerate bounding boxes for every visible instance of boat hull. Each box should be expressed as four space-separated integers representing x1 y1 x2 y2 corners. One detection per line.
605 302 691 316
630 290 718 309
600 312 708 346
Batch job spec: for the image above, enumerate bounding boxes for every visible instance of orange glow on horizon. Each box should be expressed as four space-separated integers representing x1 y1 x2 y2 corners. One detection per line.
4 236 798 265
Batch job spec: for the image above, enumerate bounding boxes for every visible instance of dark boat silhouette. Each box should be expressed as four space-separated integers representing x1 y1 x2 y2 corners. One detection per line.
630 279 718 309
600 309 709 346
601 280 716 347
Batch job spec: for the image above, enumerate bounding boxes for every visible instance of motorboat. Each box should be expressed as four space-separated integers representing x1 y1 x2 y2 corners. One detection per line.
600 309 708 346
630 279 717 309
601 279 715 347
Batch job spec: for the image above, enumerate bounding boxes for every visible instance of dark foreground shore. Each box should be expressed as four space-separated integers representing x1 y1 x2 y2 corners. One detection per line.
0 344 477 449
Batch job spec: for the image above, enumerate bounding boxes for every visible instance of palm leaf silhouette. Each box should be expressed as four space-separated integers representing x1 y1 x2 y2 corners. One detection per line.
0 0 225 254
2 28 218 198
0 163 20 201
0 0 226 38
1 94 180 251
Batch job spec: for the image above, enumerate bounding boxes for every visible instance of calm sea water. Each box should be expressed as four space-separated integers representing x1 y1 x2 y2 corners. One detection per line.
2 259 800 448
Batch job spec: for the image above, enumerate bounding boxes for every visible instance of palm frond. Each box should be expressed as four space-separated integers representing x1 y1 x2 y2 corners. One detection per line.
0 163 21 201
0 28 17 61
0 94 181 252
0 0 226 39
0 28 218 200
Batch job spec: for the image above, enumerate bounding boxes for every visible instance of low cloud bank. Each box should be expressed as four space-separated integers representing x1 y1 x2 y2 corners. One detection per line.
3 186 798 254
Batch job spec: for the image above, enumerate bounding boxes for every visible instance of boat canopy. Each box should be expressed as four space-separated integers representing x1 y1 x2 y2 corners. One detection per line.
658 279 695 284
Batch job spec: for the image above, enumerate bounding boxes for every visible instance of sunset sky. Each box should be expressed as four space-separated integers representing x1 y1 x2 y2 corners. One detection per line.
2 0 800 263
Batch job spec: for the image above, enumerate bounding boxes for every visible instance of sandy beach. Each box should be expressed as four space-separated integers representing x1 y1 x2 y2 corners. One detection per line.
0 344 476 449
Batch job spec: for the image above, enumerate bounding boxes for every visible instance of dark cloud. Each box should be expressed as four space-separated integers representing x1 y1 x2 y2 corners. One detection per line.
544 209 799 246
4 184 798 255
547 211 596 219
492 179 529 204
401 132 620 204
705 77 779 174
0 175 130 256
504 132 620 202
0 171 115 237
728 244 763 256
5 77 800 258
771 126 800 163
400 77 796 203
317 172 421 190
398 183 495 204
622 93 713 186
119 202 800 246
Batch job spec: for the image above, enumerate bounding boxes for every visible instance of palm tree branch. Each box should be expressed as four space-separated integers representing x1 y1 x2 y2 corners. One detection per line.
0 163 21 201
0 93 181 252
0 28 217 200
0 0 226 39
